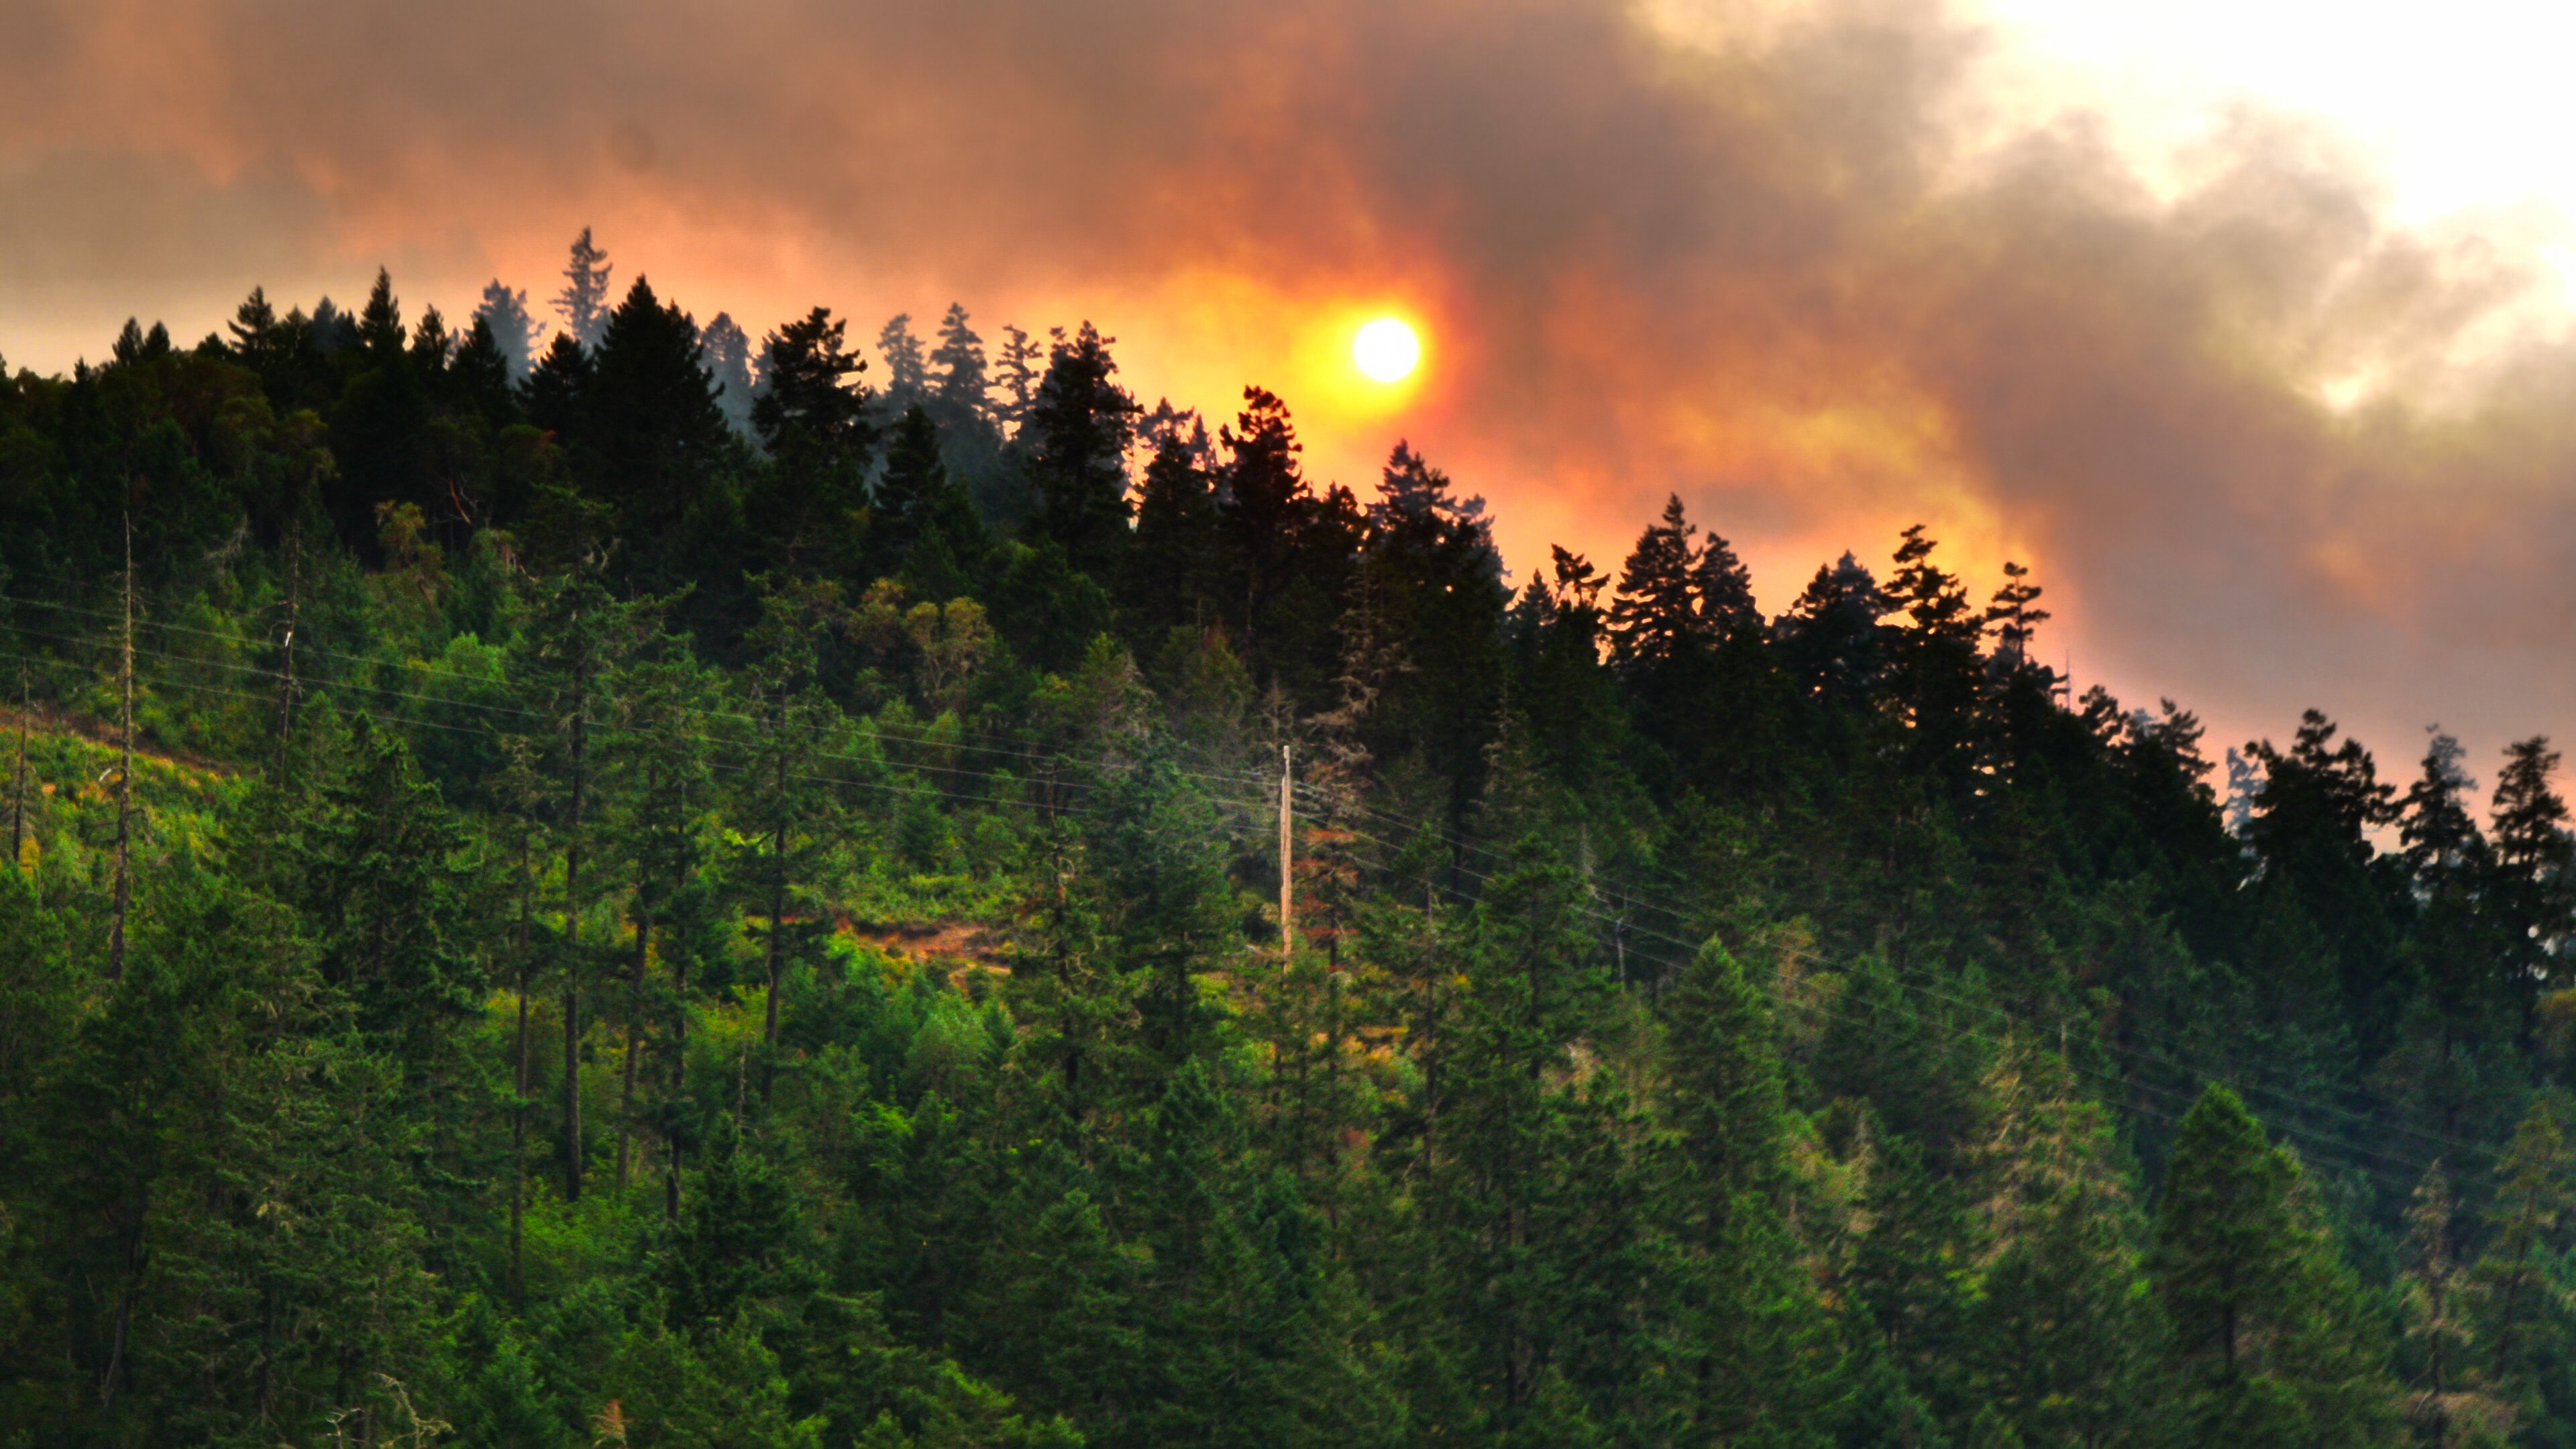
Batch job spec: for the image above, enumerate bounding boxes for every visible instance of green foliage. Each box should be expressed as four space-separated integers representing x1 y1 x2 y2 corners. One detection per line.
2150 1085 2404 1446
7 284 2576 1447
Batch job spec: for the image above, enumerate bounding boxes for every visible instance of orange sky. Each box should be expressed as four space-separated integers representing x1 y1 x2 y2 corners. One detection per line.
7 0 2576 790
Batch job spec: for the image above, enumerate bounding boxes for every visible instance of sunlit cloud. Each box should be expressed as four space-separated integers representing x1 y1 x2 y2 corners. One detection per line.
5 0 2576 780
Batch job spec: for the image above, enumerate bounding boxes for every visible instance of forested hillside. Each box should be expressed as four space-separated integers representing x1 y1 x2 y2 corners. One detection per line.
3 250 2574 1449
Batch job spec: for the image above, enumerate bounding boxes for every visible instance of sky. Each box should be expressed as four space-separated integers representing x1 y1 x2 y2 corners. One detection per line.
5 0 2576 794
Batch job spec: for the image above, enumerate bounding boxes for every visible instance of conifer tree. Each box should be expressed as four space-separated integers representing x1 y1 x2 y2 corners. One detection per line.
1982 561 2049 674
2471 1096 2576 1397
553 226 614 349
515 571 638 1202
2149 1085 2402 1446
523 330 592 438
993 323 1042 431
1970 1048 2162 1448
700 311 755 436
731 578 852 1094
2490 737 2573 1037
1218 386 1313 655
1607 494 1701 671
584 276 729 559
1656 936 1838 1444
873 404 987 600
1125 433 1220 647
753 307 876 576
2245 710 2406 1051
450 314 519 427
1026 322 1141 576
928 303 989 425
476 278 541 375
1776 551 1890 705
1689 523 1758 633
877 312 929 407
2400 1162 2485 1446
602 635 714 1193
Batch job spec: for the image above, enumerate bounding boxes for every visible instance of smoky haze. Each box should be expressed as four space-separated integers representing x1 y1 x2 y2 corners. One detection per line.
3 0 2574 784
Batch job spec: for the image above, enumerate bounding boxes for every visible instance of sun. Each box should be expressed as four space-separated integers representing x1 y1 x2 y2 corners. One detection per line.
1352 317 1421 384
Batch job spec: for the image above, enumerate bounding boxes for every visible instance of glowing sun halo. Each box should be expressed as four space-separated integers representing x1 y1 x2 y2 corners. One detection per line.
1353 317 1421 383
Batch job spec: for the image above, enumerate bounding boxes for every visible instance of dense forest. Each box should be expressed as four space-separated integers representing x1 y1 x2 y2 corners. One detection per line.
2 233 2573 1449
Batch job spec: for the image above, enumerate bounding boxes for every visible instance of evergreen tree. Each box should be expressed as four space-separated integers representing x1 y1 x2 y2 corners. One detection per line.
752 307 876 578
1124 431 1220 637
2149 1085 2402 1446
515 570 640 1203
2491 737 2573 1042
877 313 929 408
2247 711 2406 1054
1690 523 1758 633
993 323 1042 431
701 311 756 437
928 303 989 426
523 330 592 439
730 578 855 1091
1607 494 1702 671
1775 551 1889 706
582 276 731 567
553 227 614 349
2471 1096 2576 1405
874 404 987 593
477 278 542 376
1970 1049 2163 1448
1025 322 1141 576
1982 561 2049 676
1656 937 1839 1444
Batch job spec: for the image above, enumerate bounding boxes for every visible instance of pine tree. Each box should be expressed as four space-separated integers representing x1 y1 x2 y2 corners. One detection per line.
2491 737 2573 1042
602 635 714 1194
1124 432 1220 636
1025 322 1141 576
731 578 853 1095
291 716 478 1056
1884 525 1987 776
584 276 730 559
1689 524 1757 633
929 303 989 425
1219 386 1313 656
755 307 873 458
873 404 985 592
700 311 755 436
2149 1085 2402 1446
1656 936 1838 1444
1970 1048 2162 1448
448 313 519 430
553 227 614 349
877 313 929 407
993 323 1042 431
1982 561 2049 675
476 278 541 375
1606 495 1701 671
2471 1096 2576 1399
753 307 876 577
515 571 639 1203
2400 1162 2490 1446
1776 551 1889 705
523 330 592 438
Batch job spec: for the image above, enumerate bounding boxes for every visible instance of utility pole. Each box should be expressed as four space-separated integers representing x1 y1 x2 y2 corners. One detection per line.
274 524 301 782
1279 743 1293 959
109 507 133 982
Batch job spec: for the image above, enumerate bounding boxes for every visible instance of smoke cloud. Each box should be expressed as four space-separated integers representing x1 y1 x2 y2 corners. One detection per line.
5 0 2575 778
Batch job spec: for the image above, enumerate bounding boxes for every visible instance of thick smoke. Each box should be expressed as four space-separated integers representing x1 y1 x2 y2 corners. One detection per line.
5 0 2575 773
